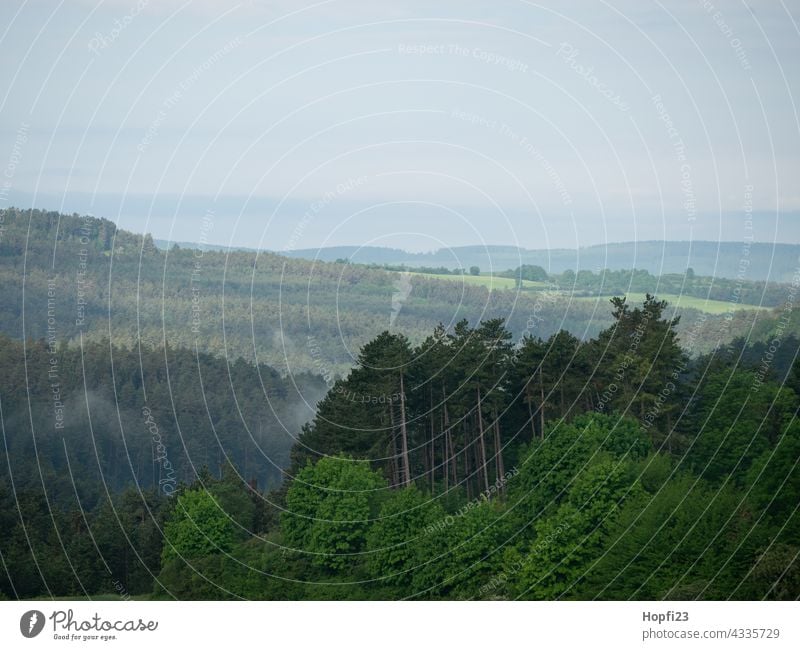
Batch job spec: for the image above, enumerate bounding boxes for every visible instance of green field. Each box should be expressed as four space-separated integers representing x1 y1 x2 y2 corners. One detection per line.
409 271 547 291
409 272 767 314
571 292 767 314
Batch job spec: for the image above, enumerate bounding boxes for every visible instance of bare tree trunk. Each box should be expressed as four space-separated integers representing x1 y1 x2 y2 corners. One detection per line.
448 425 457 486
539 371 546 440
473 436 481 497
476 387 490 493
525 383 536 441
422 416 430 489
429 387 435 492
389 406 399 488
441 404 448 492
493 407 504 487
399 372 411 487
442 388 457 485
464 422 472 500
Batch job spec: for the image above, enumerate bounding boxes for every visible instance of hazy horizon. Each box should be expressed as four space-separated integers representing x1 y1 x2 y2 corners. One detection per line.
2 0 799 252
4 193 799 253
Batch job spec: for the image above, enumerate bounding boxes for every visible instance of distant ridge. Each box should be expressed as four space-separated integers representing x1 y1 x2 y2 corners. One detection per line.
156 239 800 282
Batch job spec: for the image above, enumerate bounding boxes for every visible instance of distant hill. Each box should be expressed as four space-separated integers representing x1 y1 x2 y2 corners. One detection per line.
277 241 800 282
156 239 800 282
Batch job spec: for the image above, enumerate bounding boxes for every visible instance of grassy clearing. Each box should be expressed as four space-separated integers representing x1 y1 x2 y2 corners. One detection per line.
407 272 767 314
408 272 546 290
571 292 768 314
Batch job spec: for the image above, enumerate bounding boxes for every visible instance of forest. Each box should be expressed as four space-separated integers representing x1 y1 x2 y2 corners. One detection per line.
0 208 780 377
2 293 798 600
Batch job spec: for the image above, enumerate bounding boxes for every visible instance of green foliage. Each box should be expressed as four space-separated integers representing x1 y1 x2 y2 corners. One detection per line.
687 369 797 481
162 489 234 562
501 264 549 282
503 457 643 599
582 473 755 599
508 413 650 520
366 487 445 588
283 456 387 571
411 501 509 598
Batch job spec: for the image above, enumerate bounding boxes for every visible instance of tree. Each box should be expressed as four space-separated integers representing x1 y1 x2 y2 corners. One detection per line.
366 486 445 590
686 369 797 481
357 332 414 487
507 413 650 527
469 266 480 276
517 265 548 282
582 473 752 599
587 294 685 447
161 489 234 562
475 318 513 486
504 458 642 599
411 500 508 598
282 456 387 571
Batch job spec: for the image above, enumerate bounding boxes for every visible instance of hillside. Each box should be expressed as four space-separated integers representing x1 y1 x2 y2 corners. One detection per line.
0 335 325 494
2 209 787 378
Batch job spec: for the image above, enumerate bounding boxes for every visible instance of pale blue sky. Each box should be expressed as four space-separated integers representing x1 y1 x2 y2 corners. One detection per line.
1 0 798 250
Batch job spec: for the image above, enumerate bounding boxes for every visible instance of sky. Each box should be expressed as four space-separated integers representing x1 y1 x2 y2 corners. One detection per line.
1 0 798 252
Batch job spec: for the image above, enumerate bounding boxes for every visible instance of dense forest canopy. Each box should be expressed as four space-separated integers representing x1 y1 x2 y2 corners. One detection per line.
2 267 798 598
